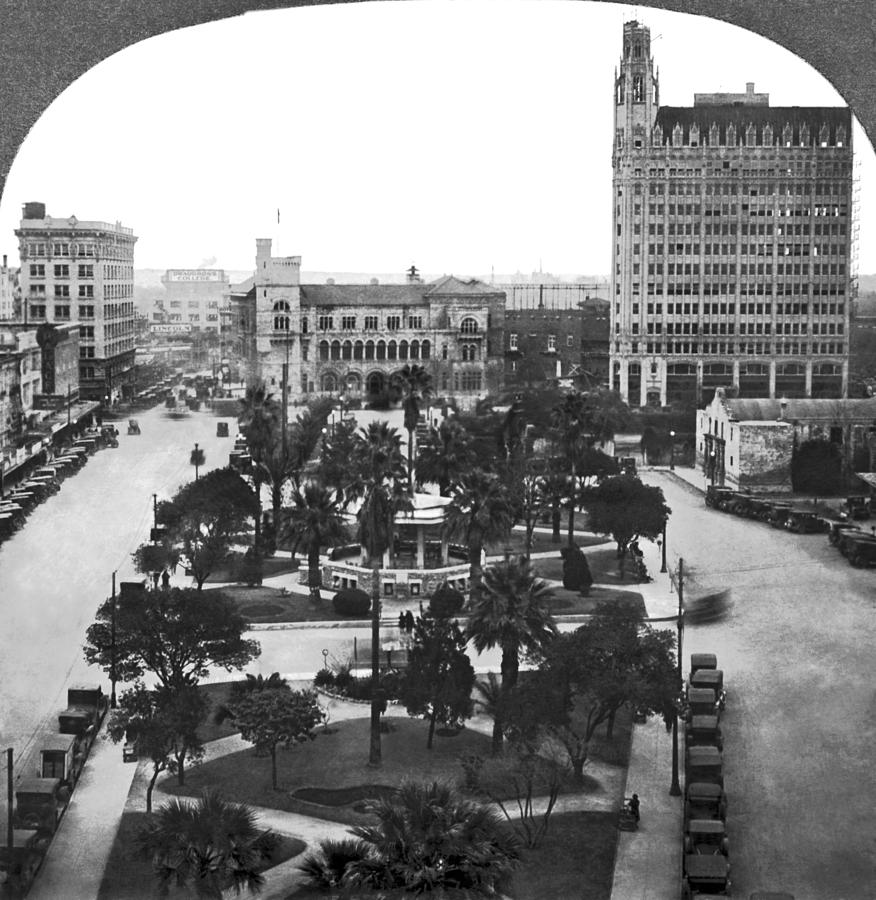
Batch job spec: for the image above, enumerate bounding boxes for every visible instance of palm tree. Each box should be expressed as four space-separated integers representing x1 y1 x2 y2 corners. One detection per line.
443 468 512 599
391 363 433 495
551 391 587 547
467 557 558 753
347 780 521 894
416 417 476 496
137 789 276 899
348 421 410 765
284 480 348 603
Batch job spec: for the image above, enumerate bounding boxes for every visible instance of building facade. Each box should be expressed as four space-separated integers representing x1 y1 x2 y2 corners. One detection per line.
610 21 853 409
0 327 41 453
0 254 19 320
159 268 229 334
16 202 137 402
243 240 506 410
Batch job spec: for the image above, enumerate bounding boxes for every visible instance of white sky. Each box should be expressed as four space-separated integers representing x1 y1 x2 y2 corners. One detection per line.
1 0 873 277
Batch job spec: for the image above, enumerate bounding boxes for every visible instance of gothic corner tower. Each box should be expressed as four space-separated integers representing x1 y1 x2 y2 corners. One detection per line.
610 20 660 402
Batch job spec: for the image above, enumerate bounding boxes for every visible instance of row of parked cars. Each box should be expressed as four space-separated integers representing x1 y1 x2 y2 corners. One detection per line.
681 652 731 898
0 425 118 544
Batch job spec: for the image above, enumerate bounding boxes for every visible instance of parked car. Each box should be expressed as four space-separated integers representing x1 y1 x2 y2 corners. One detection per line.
684 781 727 824
827 519 864 546
784 509 827 534
705 486 738 510
841 533 876 567
686 714 723 751
840 495 870 520
686 688 720 720
690 653 718 675
690 669 726 709
836 528 876 558
685 745 724 789
684 819 729 856
682 855 731 898
766 502 793 528
216 421 229 437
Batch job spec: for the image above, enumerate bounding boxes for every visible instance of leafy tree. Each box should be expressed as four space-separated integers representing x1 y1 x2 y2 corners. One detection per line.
316 416 359 495
581 474 670 558
400 614 475 748
84 586 260 693
347 421 410 766
443 468 513 598
223 688 324 790
527 603 677 783
792 438 842 493
416 417 476 496
283 481 348 603
499 454 550 560
131 541 179 590
466 557 557 753
107 683 206 806
346 780 521 895
391 363 432 495
137 789 277 899
158 467 259 589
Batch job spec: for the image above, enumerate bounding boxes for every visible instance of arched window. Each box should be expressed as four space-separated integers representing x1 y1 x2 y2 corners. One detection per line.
388 340 397 361
410 340 420 359
319 340 329 361
322 373 338 392
272 299 290 331
633 74 644 102
273 314 289 331
461 345 469 363
442 344 448 360
365 340 375 360
342 341 352 360
399 340 409 360
354 341 364 360
460 317 478 334
376 340 386 361
616 79 625 105
421 340 431 360
346 372 362 392
331 340 341 361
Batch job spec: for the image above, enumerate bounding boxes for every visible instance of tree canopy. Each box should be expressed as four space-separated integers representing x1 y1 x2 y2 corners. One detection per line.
84 586 260 693
581 474 670 555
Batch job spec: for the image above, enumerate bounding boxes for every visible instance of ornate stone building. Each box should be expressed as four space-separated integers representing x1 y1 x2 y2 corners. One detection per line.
611 21 853 408
237 239 506 410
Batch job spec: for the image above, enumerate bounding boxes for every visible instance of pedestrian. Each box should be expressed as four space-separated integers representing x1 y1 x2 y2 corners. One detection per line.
628 793 640 822
398 612 406 633
404 610 415 633
161 569 171 591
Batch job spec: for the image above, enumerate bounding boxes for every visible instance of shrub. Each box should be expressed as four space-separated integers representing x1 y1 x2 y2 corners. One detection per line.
298 838 372 889
333 665 354 692
332 588 370 617
560 545 593 595
428 582 465 618
313 668 335 689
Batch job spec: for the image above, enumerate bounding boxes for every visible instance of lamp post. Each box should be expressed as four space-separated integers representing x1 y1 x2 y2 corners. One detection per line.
110 570 118 709
190 442 204 480
709 450 717 486
660 518 667 573
152 493 158 529
669 430 676 471
669 558 684 796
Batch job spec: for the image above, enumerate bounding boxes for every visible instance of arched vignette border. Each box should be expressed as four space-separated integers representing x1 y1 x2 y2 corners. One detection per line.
0 0 875 207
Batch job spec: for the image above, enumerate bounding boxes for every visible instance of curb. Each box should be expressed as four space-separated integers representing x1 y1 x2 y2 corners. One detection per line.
247 612 605 632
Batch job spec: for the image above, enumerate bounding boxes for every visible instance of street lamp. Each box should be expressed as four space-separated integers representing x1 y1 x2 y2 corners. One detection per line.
669 558 685 796
190 442 205 480
669 430 676 471
660 518 668 573
110 570 118 710
709 450 717 486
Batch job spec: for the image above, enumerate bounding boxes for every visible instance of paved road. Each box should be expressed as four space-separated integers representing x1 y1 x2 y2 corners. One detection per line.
644 471 876 900
0 405 236 788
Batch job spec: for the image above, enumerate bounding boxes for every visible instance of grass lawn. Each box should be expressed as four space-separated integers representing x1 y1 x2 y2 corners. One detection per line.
97 810 305 900
202 585 349 624
535 546 647 588
486 530 609 556
510 811 619 900
204 553 300 584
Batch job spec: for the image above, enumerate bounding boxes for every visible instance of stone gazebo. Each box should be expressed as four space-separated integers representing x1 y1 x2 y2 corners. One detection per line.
311 492 470 601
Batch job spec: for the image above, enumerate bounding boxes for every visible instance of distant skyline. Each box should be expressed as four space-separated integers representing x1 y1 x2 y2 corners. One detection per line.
0 1 874 277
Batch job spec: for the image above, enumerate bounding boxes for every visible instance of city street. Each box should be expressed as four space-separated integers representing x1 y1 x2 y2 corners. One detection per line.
644 471 876 900
0 404 235 778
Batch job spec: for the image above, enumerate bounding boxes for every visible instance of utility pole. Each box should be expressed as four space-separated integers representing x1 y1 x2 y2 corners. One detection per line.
661 519 668 573
152 493 158 529
110 571 118 709
7 747 13 851
670 557 684 796
281 359 289 459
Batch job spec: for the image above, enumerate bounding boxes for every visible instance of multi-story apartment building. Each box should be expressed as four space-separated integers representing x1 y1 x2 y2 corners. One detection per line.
16 202 137 402
234 239 506 410
159 268 229 334
0 327 41 454
610 21 853 408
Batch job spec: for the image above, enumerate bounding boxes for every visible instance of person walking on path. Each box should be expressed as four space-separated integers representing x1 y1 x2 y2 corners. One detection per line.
628 793 640 822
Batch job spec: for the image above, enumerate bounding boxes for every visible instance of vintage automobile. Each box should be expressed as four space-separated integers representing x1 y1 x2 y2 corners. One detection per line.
836 528 876 558
216 421 230 437
827 519 864 545
765 502 793 528
684 819 729 856
784 509 827 534
682 854 731 898
685 745 724 789
127 419 141 435
690 653 718 676
742 496 773 520
686 714 723 751
705 486 738 510
840 495 870 520
684 781 727 824
690 669 726 709
686 687 720 720
841 533 876 568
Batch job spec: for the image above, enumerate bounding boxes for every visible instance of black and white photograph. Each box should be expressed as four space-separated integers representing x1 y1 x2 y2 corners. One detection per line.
0 2 874 898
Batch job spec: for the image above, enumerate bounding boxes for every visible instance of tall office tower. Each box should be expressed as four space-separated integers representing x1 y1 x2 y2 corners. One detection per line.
610 21 853 407
16 202 137 402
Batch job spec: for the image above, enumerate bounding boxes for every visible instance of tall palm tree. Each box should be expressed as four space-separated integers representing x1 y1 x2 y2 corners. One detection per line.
391 363 433 495
137 789 276 899
467 557 558 753
443 468 512 599
348 421 410 765
284 481 348 603
416 417 476 496
551 391 587 547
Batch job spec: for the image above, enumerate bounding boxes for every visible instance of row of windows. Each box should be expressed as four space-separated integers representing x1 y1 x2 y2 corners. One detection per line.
27 242 96 257
627 301 845 317
29 263 96 278
635 202 847 219
627 341 845 356
625 282 847 297
318 339 432 362
508 333 576 351
30 304 94 319
637 320 845 336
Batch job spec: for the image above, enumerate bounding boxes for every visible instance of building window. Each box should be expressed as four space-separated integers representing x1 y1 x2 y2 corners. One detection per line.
55 305 70 319
52 243 69 256
364 315 378 330
54 285 70 298
80 346 95 358
460 317 479 334
78 285 94 298
318 315 333 331
53 264 69 278
547 334 556 352
566 334 575 347
408 315 423 329
273 300 290 331
387 315 401 331
79 305 94 318
341 315 356 330
29 305 46 319
29 264 44 277
509 333 518 350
